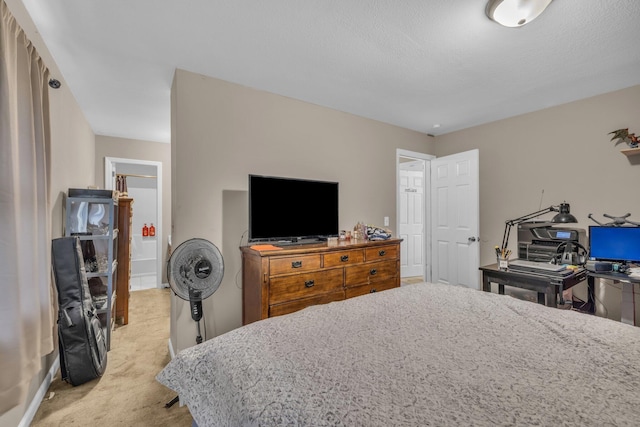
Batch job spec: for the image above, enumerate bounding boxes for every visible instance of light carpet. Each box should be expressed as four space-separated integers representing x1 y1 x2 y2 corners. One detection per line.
31 288 192 426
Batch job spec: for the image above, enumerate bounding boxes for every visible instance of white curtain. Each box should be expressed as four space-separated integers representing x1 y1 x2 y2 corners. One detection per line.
0 0 55 415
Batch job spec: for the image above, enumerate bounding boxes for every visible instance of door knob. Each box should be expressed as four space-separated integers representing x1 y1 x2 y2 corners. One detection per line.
468 236 477 242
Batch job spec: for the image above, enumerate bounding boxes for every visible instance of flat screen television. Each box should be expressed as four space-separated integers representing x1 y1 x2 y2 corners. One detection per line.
248 174 339 243
588 226 640 263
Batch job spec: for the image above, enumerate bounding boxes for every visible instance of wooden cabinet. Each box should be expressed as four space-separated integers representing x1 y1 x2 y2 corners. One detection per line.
116 197 133 325
241 239 402 325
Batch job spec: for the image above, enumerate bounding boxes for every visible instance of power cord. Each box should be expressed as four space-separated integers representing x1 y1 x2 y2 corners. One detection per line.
235 230 249 289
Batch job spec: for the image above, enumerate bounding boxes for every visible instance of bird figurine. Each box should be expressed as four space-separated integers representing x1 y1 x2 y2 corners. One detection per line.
608 128 639 148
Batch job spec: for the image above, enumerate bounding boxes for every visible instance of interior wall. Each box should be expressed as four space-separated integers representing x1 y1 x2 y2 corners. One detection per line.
171 69 433 352
2 1 95 425
49 81 97 237
95 136 171 283
433 84 640 321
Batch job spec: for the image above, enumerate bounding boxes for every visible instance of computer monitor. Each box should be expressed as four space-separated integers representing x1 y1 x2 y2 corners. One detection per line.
588 226 640 263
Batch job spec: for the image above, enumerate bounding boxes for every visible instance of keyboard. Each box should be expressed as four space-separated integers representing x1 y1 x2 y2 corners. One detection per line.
508 259 567 273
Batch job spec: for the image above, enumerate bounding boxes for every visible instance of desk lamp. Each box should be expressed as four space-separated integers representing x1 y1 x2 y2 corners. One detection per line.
501 202 577 253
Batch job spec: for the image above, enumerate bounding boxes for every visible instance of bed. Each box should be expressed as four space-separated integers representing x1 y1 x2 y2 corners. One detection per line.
157 282 640 426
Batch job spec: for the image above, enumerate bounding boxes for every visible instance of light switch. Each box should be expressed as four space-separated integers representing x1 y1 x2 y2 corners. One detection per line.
384 216 389 226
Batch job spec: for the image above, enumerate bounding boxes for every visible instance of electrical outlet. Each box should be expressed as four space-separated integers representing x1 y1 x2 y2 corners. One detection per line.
384 216 389 226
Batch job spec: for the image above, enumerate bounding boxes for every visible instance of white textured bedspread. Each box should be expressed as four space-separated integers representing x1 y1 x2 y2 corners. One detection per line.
157 283 640 426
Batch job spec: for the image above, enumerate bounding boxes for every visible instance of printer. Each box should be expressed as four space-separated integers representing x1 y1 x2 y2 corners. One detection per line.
517 222 586 263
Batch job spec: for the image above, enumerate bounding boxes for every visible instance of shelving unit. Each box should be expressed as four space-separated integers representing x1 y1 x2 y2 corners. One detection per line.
65 191 118 350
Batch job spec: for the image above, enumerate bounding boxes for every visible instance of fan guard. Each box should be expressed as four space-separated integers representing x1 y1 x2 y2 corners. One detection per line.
167 238 224 301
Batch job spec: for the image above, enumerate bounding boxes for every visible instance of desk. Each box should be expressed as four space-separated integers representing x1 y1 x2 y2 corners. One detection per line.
480 264 587 308
587 272 639 326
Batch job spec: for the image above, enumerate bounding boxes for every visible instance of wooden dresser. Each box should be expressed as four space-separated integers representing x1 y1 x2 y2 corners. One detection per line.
241 238 402 325
116 197 133 325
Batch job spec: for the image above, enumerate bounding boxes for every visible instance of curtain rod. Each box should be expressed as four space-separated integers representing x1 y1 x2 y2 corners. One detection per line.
116 173 157 179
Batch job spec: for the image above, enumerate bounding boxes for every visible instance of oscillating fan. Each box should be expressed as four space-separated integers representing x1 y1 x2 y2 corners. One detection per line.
167 238 224 345
165 238 224 409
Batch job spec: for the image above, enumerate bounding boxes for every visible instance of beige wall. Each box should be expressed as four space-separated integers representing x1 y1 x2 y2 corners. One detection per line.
433 84 640 321
3 2 95 425
94 136 172 282
170 69 433 351
49 84 97 237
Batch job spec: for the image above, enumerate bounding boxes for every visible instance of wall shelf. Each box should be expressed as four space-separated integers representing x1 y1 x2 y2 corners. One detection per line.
620 147 640 157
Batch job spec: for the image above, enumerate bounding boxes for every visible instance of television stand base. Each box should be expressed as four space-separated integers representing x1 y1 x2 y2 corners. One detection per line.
274 239 322 246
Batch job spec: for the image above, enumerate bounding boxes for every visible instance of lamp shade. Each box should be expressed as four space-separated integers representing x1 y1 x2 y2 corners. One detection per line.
551 203 577 223
486 0 553 28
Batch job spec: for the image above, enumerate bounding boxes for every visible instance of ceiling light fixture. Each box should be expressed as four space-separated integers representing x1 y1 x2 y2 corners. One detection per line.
486 0 553 28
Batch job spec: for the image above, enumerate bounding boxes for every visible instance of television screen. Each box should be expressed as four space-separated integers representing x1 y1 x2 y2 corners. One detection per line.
589 226 640 263
249 175 339 243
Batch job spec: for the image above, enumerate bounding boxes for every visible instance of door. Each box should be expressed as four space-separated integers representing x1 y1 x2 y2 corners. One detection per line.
396 149 433 282
431 149 479 289
399 164 425 277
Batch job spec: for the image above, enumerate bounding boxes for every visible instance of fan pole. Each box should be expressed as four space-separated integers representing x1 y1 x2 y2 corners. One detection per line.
196 321 203 344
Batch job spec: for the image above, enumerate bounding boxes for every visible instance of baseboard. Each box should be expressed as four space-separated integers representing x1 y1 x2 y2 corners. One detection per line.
19 355 60 427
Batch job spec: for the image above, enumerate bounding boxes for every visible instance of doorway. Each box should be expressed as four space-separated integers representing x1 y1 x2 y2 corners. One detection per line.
396 149 479 288
104 157 163 290
396 149 434 283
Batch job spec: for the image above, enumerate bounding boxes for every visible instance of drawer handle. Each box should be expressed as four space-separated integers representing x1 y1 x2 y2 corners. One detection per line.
378 250 386 256
292 261 302 268
340 255 349 262
304 280 315 288
370 269 377 276
370 288 377 293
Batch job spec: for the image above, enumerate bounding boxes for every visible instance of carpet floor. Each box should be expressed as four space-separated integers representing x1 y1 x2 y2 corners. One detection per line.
31 288 193 426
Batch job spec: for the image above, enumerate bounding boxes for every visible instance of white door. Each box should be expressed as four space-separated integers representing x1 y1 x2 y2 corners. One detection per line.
399 165 424 277
431 149 479 289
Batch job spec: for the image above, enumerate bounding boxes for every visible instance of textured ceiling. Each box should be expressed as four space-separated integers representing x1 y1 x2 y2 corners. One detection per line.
16 0 640 143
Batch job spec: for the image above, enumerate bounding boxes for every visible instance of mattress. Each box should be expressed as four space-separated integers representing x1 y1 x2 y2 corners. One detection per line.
157 282 640 426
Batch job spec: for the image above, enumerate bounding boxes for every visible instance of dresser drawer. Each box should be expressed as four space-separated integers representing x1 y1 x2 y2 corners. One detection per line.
269 254 321 276
345 278 398 299
269 289 345 318
269 268 344 304
345 259 397 286
365 245 398 261
323 249 364 267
